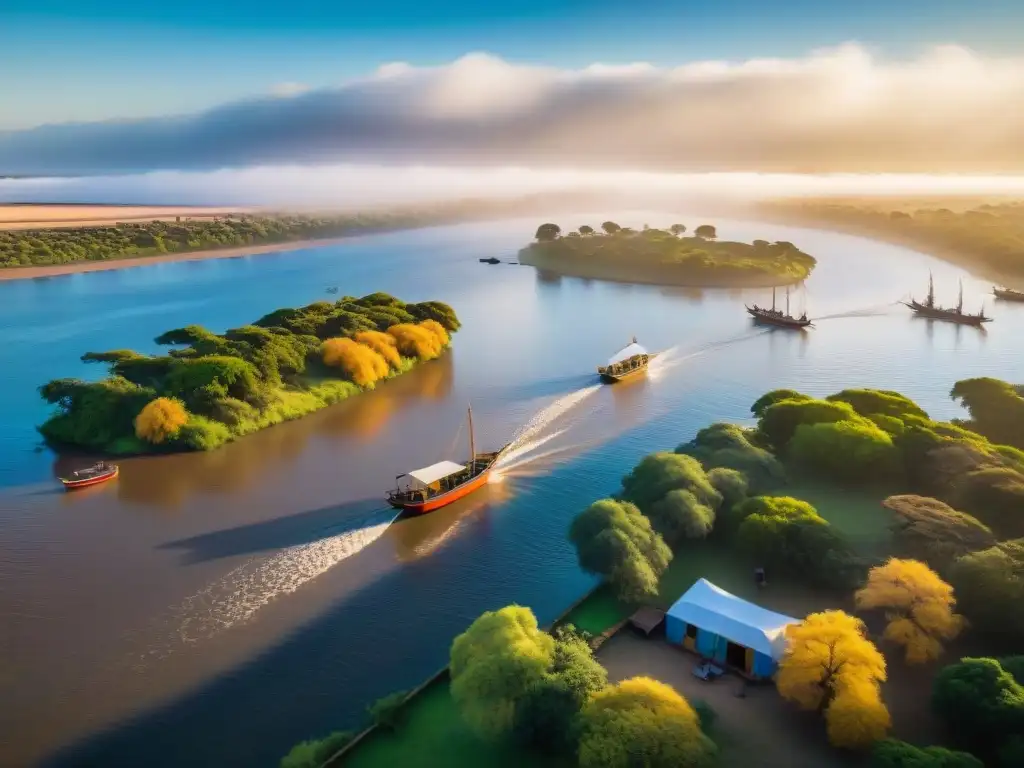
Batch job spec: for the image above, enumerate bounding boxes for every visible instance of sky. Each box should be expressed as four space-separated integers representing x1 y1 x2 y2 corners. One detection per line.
3 0 1024 130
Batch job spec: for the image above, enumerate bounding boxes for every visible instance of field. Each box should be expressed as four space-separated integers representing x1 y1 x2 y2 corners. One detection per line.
0 204 248 230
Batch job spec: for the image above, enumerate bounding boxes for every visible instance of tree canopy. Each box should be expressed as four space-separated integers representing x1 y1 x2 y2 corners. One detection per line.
882 495 994 573
777 610 890 749
949 539 1024 643
869 739 983 768
576 677 717 768
568 499 672 604
535 223 562 241
950 377 1024 449
855 558 964 664
676 422 785 493
694 224 717 239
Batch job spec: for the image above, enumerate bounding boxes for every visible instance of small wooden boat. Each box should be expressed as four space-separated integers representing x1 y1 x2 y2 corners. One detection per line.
387 407 509 514
993 285 1024 302
746 286 812 329
60 462 118 491
903 274 991 326
597 337 655 383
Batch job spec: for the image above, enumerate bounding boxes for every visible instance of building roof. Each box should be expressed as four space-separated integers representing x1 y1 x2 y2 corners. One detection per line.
607 341 648 366
667 578 799 659
406 460 466 486
629 607 666 635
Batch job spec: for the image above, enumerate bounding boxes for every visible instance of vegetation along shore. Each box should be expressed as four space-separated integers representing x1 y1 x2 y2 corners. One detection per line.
38 293 459 455
757 198 1024 287
518 221 817 287
297 377 1024 768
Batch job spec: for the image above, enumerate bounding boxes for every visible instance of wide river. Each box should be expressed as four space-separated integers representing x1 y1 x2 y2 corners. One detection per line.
1 213 1021 767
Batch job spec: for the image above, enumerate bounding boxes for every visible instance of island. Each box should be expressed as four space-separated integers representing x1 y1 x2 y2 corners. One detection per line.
517 221 817 287
38 293 459 455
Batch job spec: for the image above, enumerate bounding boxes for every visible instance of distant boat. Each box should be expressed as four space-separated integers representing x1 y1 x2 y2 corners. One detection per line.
60 462 118 491
386 406 509 514
597 337 655 383
903 274 991 326
746 286 812 329
993 285 1024 302
325 286 339 294
479 257 501 265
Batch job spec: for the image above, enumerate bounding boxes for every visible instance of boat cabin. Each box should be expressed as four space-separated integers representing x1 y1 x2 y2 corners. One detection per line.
390 460 469 503
598 339 651 378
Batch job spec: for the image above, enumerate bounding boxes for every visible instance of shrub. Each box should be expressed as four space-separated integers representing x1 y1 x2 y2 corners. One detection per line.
649 489 716 544
620 452 721 514
882 495 995 573
706 467 748 510
353 330 402 368
750 388 811 418
279 731 353 768
869 739 983 768
321 337 390 387
758 397 859 449
134 397 189 444
368 690 408 732
949 539 1024 642
790 419 900 482
952 466 1024 538
677 423 784 493
827 389 929 420
387 323 445 360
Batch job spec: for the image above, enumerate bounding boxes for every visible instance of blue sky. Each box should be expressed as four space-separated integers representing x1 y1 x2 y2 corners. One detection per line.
2 0 1023 130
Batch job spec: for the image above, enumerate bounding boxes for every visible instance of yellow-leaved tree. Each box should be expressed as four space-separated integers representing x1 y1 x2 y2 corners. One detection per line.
134 397 189 444
321 338 389 387
387 322 445 360
353 330 402 368
777 610 890 749
854 558 964 664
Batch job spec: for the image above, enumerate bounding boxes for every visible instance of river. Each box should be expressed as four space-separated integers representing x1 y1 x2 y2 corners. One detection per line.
0 213 1021 767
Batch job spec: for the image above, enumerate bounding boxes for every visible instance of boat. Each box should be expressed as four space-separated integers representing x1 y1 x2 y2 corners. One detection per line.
993 285 1024 302
59 461 119 491
325 286 339 294
745 286 812 329
597 337 655 383
386 406 509 514
903 274 991 326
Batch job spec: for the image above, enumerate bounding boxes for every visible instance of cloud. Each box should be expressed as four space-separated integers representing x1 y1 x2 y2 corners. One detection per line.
2 45 1024 175
269 82 311 98
5 164 1024 210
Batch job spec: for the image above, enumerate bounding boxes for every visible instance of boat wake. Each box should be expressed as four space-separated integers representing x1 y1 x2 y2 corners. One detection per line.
157 506 399 651
812 301 902 322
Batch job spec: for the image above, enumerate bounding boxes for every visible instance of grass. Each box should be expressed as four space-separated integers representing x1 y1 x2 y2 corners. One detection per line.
784 474 895 557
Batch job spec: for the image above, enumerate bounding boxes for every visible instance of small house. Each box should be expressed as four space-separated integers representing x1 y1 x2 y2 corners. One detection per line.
665 578 799 680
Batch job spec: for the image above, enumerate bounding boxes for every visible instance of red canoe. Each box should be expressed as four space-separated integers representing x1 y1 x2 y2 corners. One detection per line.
386 406 508 514
60 462 119 491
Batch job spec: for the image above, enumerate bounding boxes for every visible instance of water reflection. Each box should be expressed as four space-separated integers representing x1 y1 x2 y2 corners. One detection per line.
111 354 454 510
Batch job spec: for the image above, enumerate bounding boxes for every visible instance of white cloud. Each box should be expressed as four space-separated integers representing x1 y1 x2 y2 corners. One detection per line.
3 44 1024 174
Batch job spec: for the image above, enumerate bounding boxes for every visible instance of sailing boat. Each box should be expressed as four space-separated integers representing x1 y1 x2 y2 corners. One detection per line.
746 286 812 329
903 274 991 326
597 336 656 383
386 406 510 514
993 285 1024 302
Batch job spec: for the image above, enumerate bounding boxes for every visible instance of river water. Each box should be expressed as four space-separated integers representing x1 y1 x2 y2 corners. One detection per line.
0 213 1021 767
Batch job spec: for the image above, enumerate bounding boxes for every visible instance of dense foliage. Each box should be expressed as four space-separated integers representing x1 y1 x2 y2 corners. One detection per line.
576 677 717 768
278 730 352 768
675 422 784 493
948 539 1024 642
869 739 983 768
759 200 1024 279
882 495 995 573
39 293 459 454
0 212 440 268
568 499 672 604
519 222 817 286
932 656 1024 767
854 559 963 664
449 607 606 755
777 610 890 749
951 377 1024 450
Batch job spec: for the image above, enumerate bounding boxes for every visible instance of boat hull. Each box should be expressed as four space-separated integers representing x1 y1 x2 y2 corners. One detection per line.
597 354 656 384
903 302 990 326
387 446 509 514
994 288 1024 302
60 466 118 490
746 307 812 329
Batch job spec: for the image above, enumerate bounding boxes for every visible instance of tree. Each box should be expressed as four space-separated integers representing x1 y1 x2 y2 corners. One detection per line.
790 419 900 482
367 690 408 732
670 223 687 236
950 377 1024 449
649 489 716 544
386 322 445 360
882 495 994 573
449 605 555 740
321 337 390 386
949 539 1024 641
855 559 964 664
535 223 561 241
827 389 928 420
694 224 717 239
870 739 983 768
757 397 860 449
134 397 188 444
600 221 621 235
706 467 748 510
620 452 721 514
576 677 717 768
677 422 785 493
932 657 1024 765
826 677 893 749
579 225 594 236
751 388 812 418
568 499 672 603
777 610 887 711
952 466 1024 538
279 731 353 768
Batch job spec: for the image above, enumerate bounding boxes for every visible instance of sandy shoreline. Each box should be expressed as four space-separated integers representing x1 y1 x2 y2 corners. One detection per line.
0 238 348 281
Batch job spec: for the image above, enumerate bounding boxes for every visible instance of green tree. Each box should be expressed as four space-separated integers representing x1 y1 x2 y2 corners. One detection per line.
750 388 812 417
536 223 562 241
670 223 687 236
952 467 1024 538
568 499 672 603
677 422 785 493
870 738 983 768
757 397 860 449
827 388 928 420
620 452 721 514
649 489 716 544
579 225 595 236
949 539 1024 641
950 377 1024 449
367 690 408 732
790 419 900 482
279 731 352 768
694 224 717 239
577 677 716 768
882 495 995 573
706 467 748 510
601 221 621 235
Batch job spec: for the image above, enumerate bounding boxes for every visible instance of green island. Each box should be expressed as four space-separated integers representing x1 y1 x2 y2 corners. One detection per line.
293 377 1024 768
38 293 460 454
0 212 444 269
517 221 817 287
758 198 1024 283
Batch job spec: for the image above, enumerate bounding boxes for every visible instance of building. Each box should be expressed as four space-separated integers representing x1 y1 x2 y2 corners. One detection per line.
665 578 799 680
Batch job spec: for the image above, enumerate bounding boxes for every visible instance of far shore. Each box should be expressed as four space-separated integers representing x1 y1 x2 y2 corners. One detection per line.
0 237 350 281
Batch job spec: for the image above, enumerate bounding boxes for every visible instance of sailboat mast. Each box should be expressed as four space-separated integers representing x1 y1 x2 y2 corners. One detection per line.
467 405 476 469
957 280 964 313
927 272 935 307
772 287 776 311
786 287 790 316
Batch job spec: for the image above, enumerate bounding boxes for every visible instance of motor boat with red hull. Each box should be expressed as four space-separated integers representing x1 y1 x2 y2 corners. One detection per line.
60 462 119 491
387 406 510 514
